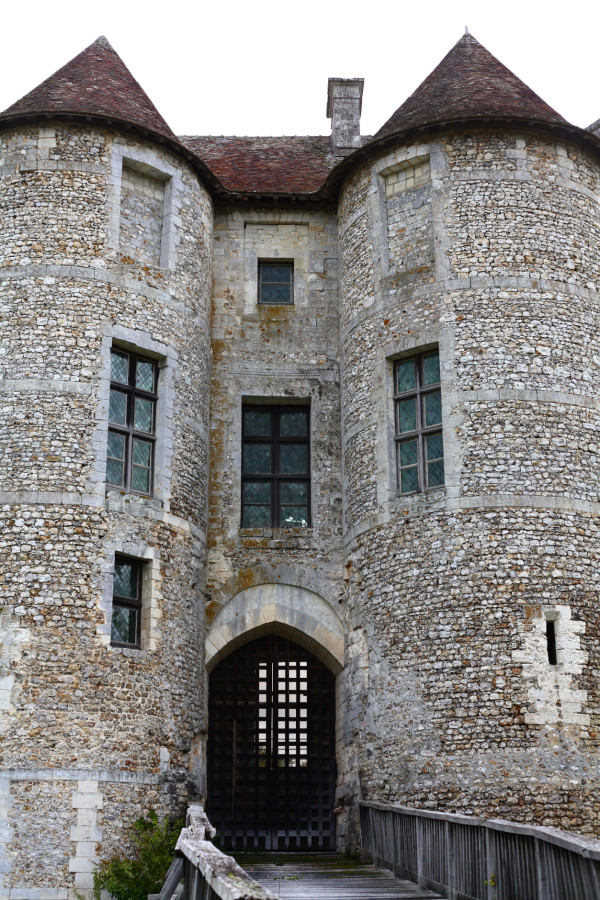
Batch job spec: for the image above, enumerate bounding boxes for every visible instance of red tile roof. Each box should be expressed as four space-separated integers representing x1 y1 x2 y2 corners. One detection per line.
1 36 177 141
2 32 595 203
181 136 338 195
373 33 567 142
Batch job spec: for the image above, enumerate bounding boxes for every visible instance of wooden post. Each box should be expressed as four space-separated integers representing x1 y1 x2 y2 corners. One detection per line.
416 814 424 888
485 826 496 900
446 819 456 900
393 810 399 878
535 837 549 900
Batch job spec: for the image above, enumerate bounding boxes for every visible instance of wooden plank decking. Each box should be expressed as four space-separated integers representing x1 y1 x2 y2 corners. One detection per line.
236 854 443 899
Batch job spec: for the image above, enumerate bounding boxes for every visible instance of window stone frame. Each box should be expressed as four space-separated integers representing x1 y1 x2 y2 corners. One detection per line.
241 402 311 528
108 144 183 270
367 141 447 286
91 325 178 510
242 214 310 315
224 381 317 538
374 326 461 516
110 554 144 648
394 349 444 495
257 259 295 305
107 347 158 496
97 543 162 651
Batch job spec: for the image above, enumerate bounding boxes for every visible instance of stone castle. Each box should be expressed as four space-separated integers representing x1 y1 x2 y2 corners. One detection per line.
2 31 600 897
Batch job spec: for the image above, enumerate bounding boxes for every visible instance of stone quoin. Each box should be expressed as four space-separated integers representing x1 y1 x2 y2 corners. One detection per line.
1 32 600 896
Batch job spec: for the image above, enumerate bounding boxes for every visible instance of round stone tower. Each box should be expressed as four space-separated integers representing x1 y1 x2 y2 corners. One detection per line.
338 34 600 833
0 38 214 893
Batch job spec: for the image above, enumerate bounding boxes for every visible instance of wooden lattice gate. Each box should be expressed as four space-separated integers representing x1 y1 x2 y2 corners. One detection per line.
207 635 336 851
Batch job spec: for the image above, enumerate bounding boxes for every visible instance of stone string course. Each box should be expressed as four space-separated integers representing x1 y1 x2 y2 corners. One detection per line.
2 108 600 896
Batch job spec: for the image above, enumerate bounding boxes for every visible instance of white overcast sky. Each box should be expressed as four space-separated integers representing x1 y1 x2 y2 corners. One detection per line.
1 0 599 138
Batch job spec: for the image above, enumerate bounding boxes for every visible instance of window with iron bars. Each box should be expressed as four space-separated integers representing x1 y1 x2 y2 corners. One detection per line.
394 350 444 494
106 348 157 495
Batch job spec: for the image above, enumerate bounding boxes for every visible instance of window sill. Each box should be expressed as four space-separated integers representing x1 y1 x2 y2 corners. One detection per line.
391 485 447 515
239 526 316 549
239 526 313 536
397 485 446 499
105 487 164 514
109 644 148 657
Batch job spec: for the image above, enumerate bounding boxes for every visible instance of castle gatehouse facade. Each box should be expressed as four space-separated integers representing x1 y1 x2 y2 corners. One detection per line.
2 32 600 896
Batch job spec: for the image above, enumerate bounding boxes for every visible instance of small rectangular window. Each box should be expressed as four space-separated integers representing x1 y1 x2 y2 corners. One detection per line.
242 404 310 527
111 556 143 648
394 350 444 495
107 348 157 495
258 261 294 305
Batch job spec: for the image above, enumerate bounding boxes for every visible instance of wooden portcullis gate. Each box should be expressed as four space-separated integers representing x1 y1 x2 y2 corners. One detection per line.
207 635 336 851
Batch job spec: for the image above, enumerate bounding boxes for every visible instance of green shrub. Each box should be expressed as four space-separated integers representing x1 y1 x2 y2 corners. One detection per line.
93 810 183 900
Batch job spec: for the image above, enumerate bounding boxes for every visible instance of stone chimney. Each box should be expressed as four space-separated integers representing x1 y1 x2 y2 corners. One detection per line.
327 78 364 155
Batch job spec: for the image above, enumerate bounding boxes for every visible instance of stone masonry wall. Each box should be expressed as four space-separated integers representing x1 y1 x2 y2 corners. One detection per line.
0 122 213 895
384 156 433 276
206 206 353 840
338 128 600 837
207 208 342 604
119 162 166 267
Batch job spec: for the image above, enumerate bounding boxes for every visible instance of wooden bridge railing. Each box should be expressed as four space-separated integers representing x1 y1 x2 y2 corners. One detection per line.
156 805 277 900
360 801 600 900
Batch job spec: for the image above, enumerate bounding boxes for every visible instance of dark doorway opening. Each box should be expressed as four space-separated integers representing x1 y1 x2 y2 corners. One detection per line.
207 634 336 851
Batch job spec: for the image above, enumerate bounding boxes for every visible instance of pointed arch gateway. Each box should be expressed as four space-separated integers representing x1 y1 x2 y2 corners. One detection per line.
206 584 344 851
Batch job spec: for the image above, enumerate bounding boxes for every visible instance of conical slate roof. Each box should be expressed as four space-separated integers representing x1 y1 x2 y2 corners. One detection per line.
1 36 177 140
373 33 567 142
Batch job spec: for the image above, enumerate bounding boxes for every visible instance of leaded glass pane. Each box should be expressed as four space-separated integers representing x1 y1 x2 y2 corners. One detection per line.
424 390 442 427
428 459 445 487
132 465 150 494
399 439 418 467
426 432 444 461
242 505 271 527
280 482 308 504
114 560 139 599
423 352 440 385
260 283 292 304
280 506 308 527
280 410 308 436
134 397 154 433
279 444 308 474
243 482 271 504
136 359 155 392
111 604 138 645
243 409 272 436
111 350 129 385
261 264 292 283
106 457 124 486
109 389 127 425
397 397 417 433
132 439 151 467
107 431 125 461
243 444 272 474
400 467 419 494
396 359 416 393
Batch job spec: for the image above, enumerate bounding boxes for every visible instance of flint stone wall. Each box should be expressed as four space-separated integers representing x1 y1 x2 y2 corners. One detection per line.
0 122 213 895
338 128 600 835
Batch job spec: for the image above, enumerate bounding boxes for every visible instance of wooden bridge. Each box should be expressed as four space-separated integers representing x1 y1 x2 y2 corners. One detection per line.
159 802 600 900
240 853 442 899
